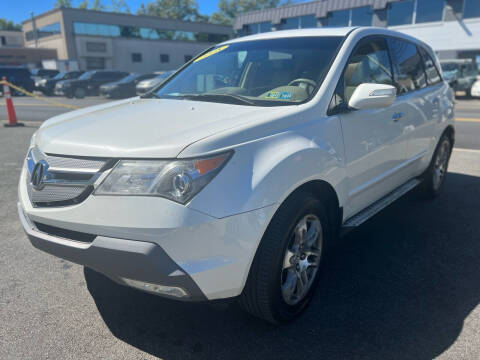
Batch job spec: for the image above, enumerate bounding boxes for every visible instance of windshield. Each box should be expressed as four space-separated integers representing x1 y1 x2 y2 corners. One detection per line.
53 72 66 80
153 37 343 106
78 71 94 80
441 63 459 72
157 71 174 79
118 73 140 83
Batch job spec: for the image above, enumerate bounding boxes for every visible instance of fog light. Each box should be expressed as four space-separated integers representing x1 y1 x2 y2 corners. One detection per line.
122 278 189 298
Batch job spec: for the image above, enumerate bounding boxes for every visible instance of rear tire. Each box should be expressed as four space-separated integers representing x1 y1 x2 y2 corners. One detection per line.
417 133 452 199
74 87 86 99
239 191 331 324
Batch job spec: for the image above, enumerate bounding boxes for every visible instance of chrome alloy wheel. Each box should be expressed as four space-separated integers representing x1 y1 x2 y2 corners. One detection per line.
433 139 451 191
281 214 323 306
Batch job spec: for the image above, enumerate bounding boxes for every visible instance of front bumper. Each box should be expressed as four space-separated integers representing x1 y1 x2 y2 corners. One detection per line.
471 86 480 97
18 167 275 300
54 87 66 96
18 203 206 300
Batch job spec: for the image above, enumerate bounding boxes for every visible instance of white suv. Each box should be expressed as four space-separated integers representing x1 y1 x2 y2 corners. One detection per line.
18 27 454 324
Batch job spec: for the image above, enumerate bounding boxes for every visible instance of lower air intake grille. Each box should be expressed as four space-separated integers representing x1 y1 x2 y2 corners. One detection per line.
34 222 96 243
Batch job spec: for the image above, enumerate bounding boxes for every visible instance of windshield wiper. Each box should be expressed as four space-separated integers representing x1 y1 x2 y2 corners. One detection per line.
140 92 162 99
180 93 256 106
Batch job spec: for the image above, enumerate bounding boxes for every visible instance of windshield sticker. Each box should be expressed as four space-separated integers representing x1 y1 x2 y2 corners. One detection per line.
265 91 292 100
194 45 229 63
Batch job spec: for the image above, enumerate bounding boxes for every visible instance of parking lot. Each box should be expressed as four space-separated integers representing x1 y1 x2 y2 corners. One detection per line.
1 96 480 359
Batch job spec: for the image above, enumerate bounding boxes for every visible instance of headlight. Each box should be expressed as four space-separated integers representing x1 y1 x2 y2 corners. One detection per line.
95 152 232 204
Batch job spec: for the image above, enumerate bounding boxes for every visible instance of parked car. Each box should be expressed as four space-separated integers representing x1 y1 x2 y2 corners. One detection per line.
136 71 175 95
55 70 129 98
99 73 156 99
440 59 478 97
31 68 60 90
471 78 480 98
0 66 34 95
19 28 455 324
36 71 84 96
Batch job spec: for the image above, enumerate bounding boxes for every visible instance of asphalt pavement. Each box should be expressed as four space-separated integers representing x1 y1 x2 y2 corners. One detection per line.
1 96 480 359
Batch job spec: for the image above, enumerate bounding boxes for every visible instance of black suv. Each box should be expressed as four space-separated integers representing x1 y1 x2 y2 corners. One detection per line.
56 70 129 98
37 71 84 96
0 67 35 95
99 73 156 99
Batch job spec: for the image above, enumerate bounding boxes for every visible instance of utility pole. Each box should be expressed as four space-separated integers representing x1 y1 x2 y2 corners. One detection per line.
30 12 38 48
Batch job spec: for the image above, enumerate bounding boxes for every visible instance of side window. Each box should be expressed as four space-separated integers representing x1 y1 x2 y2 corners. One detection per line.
418 46 442 85
91 72 106 80
332 37 394 108
387 37 427 93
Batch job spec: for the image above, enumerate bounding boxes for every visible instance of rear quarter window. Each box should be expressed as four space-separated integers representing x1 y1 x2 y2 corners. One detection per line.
387 37 427 94
418 46 442 85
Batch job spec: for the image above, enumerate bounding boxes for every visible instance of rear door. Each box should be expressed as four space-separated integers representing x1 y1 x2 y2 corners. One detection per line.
386 37 440 175
331 36 408 216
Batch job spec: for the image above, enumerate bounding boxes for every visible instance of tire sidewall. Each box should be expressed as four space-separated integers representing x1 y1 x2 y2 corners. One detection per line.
429 135 452 196
74 87 86 99
268 194 330 322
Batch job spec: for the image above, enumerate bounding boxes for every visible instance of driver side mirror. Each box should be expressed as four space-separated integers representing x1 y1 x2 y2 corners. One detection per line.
348 83 396 110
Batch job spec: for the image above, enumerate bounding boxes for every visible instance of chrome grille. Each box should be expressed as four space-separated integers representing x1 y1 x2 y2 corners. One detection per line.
26 147 110 207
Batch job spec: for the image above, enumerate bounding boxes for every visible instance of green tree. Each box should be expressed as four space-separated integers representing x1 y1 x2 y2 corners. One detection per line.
137 0 203 21
91 0 105 10
210 0 288 25
78 0 89 9
110 0 130 13
53 0 72 8
0 18 21 31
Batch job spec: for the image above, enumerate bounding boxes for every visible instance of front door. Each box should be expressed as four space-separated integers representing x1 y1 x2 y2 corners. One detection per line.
331 36 408 218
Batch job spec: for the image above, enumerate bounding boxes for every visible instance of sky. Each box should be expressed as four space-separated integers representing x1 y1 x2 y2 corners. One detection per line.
4 0 221 24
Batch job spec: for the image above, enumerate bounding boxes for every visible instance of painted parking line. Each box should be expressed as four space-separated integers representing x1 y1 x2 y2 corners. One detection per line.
456 117 480 123
454 148 480 154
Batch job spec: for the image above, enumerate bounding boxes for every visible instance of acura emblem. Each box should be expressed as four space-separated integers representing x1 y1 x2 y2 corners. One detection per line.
31 160 48 190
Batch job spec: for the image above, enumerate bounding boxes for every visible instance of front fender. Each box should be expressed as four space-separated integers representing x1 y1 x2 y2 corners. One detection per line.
186 116 348 219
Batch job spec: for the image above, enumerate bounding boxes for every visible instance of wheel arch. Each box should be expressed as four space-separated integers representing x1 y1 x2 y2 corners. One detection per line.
442 124 455 147
283 179 342 238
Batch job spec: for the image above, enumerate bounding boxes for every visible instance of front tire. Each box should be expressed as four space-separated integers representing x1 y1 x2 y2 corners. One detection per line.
418 133 452 199
239 191 331 324
74 87 86 99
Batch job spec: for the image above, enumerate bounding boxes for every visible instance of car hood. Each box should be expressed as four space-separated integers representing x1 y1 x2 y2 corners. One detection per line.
34 98 287 158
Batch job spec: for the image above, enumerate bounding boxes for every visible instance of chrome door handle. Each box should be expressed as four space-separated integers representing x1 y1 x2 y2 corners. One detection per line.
392 112 403 122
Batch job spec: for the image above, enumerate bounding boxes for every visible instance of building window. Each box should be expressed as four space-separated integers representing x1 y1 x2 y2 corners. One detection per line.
464 0 480 19
328 7 372 27
1 36 5 46
85 57 105 70
72 22 229 43
387 0 414 26
160 54 169 63
351 6 373 26
243 22 271 35
299 15 317 28
25 22 61 41
132 53 142 63
328 10 350 27
278 15 317 30
416 0 444 23
279 17 299 30
86 42 106 52
184 55 193 62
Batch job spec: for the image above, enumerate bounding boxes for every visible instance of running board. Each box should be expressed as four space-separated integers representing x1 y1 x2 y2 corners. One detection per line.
341 178 422 233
